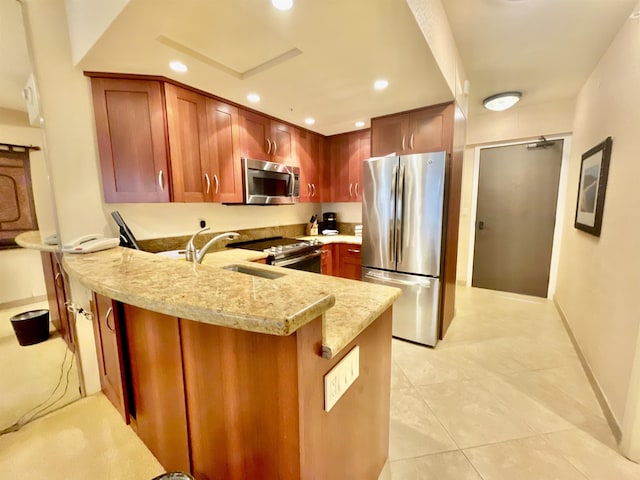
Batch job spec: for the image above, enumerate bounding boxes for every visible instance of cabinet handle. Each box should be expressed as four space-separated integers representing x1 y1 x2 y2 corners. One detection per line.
214 174 219 194
267 138 272 154
273 141 278 155
347 248 360 254
54 272 63 288
410 133 415 150
307 183 311 197
355 183 359 197
349 183 353 198
311 183 316 197
205 173 211 194
158 170 164 191
105 307 114 332
401 135 406 151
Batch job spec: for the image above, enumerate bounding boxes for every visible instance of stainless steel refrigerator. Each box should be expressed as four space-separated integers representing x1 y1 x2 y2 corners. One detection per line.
361 152 447 346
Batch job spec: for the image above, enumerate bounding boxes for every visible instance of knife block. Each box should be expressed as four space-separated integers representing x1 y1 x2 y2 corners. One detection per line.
306 222 318 236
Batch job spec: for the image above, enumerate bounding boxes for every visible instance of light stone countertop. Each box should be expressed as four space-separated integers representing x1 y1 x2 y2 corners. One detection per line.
296 235 362 245
15 230 59 253
63 245 399 359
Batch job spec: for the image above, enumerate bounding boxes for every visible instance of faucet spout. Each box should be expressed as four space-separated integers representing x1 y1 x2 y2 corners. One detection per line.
185 227 210 263
194 232 240 264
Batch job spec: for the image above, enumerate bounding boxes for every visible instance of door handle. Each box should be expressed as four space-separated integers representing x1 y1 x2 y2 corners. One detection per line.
349 183 353 198
478 220 485 230
355 182 359 197
105 307 114 332
409 133 414 150
311 184 316 197
365 272 429 288
273 141 278 155
158 170 164 191
213 174 219 194
205 173 211 194
390 165 398 263
266 138 272 154
397 164 406 264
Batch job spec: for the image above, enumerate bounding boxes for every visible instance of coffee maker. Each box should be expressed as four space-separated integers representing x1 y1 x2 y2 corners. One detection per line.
322 212 337 233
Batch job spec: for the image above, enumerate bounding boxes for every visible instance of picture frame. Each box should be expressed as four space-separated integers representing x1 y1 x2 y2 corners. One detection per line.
574 136 613 236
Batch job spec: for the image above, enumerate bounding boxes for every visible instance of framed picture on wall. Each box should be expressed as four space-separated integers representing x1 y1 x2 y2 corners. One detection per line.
574 136 613 237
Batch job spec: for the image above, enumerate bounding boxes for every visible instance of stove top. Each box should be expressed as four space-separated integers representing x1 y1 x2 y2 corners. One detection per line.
228 236 322 260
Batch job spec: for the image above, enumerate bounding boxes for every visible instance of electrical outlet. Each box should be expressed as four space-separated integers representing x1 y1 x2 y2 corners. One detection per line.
199 219 206 228
324 346 359 412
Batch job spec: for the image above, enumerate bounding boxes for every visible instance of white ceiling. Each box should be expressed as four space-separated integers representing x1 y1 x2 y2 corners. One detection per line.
2 0 638 132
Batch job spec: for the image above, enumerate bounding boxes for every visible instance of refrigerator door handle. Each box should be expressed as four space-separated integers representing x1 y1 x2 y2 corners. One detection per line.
364 271 431 288
390 165 398 263
396 164 406 264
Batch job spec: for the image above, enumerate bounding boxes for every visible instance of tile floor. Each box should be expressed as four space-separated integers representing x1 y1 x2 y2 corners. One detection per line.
1 286 639 479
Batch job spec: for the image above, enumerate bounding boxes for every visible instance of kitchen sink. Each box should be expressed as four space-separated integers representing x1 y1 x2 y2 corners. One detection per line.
222 264 285 280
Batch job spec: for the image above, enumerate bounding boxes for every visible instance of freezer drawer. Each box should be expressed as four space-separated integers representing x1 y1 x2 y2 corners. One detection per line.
362 268 439 347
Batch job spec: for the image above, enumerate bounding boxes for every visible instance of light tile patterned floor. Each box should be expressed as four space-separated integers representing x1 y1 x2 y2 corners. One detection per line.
379 286 640 480
1 287 639 479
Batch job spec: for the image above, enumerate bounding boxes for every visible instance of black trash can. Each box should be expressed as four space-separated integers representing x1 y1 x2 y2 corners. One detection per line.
10 309 50 346
151 474 195 480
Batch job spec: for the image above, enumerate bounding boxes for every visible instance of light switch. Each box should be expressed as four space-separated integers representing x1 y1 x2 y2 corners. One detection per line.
324 346 359 412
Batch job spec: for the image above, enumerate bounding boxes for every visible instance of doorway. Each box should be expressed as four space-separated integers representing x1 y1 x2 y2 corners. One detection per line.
471 140 564 298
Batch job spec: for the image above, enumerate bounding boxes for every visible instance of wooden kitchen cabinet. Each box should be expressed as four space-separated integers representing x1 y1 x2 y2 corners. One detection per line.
123 304 191 473
371 103 453 157
327 129 370 202
41 252 74 351
239 109 294 164
90 292 128 420
90 77 170 203
319 244 334 275
165 83 211 202
337 243 362 280
295 128 323 202
206 98 243 203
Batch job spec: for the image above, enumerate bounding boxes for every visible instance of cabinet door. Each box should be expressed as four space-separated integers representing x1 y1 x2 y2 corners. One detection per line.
370 113 408 157
165 84 211 202
270 121 293 164
320 244 334 276
91 292 129 421
295 129 321 202
41 252 74 351
239 109 271 161
90 78 170 203
339 243 362 280
349 130 370 202
408 104 453 154
327 133 351 202
123 305 190 473
206 99 243 203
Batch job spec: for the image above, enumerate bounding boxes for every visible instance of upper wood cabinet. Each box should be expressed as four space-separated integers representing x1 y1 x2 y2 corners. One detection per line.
295 128 324 202
327 129 370 202
206 99 243 203
90 77 170 203
91 292 129 422
165 84 211 202
371 103 453 157
238 109 294 164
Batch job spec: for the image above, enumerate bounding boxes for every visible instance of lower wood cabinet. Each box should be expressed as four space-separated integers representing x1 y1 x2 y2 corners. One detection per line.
41 252 74 351
90 292 128 420
338 243 362 280
319 244 334 275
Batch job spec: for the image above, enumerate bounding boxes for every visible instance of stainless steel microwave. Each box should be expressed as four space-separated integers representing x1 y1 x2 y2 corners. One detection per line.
242 158 300 205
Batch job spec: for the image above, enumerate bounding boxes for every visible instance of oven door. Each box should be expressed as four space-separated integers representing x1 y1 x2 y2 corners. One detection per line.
243 158 299 205
271 251 322 273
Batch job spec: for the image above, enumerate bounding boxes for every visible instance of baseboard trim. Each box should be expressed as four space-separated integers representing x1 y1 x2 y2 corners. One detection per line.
0 295 48 311
553 296 622 442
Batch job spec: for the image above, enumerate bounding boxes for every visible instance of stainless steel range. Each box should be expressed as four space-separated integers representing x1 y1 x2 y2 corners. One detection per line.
228 237 323 272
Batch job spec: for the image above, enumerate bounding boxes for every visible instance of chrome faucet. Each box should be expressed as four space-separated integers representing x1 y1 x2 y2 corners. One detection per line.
185 227 240 264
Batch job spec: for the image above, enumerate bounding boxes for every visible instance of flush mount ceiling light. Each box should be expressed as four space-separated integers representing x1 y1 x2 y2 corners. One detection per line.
304 117 315 126
373 79 389 90
169 60 188 73
354 121 365 128
272 0 293 11
482 91 522 111
246 93 260 103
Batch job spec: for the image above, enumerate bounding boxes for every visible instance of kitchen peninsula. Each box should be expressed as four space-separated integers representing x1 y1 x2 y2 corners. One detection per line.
63 245 400 479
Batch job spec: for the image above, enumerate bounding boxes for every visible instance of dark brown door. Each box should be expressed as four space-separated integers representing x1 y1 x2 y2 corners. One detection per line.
408 103 453 154
90 78 170 203
165 84 210 202
91 293 128 419
270 121 293 164
239 109 271 161
348 129 370 202
370 113 407 156
206 99 243 203
472 141 563 297
339 243 362 280
327 133 351 202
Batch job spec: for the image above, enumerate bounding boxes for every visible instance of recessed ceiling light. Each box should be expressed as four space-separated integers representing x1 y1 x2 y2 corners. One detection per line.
169 61 188 73
355 121 365 128
373 79 389 90
272 0 293 11
304 117 315 126
247 93 260 103
482 91 522 111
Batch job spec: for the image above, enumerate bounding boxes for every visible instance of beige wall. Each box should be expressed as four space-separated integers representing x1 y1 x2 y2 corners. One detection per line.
555 10 640 432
